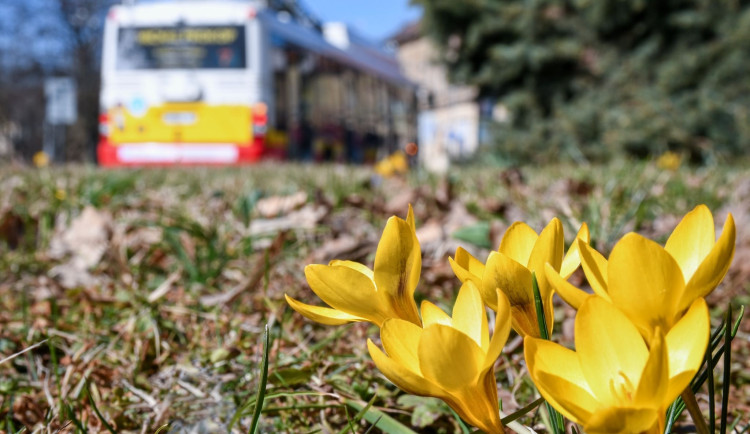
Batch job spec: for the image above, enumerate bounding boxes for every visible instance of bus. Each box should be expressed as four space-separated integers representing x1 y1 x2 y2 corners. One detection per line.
97 0 417 166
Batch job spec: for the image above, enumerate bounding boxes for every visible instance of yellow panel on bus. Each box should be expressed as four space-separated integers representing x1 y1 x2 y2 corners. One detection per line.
107 103 252 144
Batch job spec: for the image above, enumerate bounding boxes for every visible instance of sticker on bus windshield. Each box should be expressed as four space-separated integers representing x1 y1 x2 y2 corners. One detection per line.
128 97 148 117
116 26 247 70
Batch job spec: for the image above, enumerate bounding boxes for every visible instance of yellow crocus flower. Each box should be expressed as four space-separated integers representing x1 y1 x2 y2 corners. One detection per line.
656 151 682 171
33 151 50 168
374 151 409 178
547 204 734 340
368 281 511 433
450 218 589 337
525 296 709 434
285 206 421 327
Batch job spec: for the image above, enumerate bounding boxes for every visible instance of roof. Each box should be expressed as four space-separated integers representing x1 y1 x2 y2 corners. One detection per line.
388 20 422 45
258 10 413 87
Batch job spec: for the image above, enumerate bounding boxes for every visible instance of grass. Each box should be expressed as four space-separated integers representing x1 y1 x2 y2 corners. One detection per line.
0 159 747 432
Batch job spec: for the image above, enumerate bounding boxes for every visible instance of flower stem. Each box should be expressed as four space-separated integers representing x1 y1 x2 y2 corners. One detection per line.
720 304 733 434
706 333 715 433
680 388 709 434
531 272 564 434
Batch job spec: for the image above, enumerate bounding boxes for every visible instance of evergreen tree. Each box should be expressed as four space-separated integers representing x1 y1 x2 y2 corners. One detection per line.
415 0 750 163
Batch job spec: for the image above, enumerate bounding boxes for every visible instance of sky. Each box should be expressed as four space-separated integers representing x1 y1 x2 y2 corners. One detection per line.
300 0 422 41
0 0 423 72
108 0 422 42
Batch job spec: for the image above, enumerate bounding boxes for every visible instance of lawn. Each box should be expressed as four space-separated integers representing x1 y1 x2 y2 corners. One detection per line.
0 160 747 432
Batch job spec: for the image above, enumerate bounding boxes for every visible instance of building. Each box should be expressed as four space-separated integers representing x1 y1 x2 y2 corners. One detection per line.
390 21 483 171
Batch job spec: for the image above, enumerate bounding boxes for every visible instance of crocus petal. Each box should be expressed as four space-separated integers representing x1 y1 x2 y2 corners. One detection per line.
607 233 685 338
524 337 598 424
284 294 366 325
367 339 443 397
305 264 389 325
560 222 590 279
406 203 416 232
664 205 716 281
449 247 485 287
372 216 421 324
484 289 512 369
498 221 538 266
678 213 735 312
578 240 611 301
526 217 564 298
511 303 545 338
483 251 546 337
575 297 649 406
381 319 424 374
665 298 709 401
329 259 374 280
418 325 483 390
482 251 532 312
545 263 590 309
447 371 504 434
421 300 451 328
452 281 489 349
633 329 669 408
585 407 658 434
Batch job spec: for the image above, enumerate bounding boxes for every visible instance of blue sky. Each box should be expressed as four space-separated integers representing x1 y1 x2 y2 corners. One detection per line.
0 0 423 71
130 0 422 41
302 0 422 41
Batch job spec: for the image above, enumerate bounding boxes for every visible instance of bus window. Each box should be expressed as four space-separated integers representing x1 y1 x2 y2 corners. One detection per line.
116 26 247 70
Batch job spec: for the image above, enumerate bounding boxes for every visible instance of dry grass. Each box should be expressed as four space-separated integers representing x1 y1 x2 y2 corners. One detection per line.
0 160 747 433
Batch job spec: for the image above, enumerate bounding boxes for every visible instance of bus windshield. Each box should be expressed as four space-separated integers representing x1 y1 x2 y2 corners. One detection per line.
116 25 247 70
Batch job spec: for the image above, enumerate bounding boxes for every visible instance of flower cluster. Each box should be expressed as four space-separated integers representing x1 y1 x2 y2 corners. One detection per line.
450 218 589 337
285 204 735 433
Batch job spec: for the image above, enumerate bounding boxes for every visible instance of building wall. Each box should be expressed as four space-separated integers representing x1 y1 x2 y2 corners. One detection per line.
395 35 480 169
419 102 479 159
396 38 476 109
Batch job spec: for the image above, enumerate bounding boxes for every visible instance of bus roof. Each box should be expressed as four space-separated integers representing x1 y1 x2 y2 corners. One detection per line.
110 1 260 26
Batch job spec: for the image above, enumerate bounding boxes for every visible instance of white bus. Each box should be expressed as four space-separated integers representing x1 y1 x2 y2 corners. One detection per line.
98 0 416 166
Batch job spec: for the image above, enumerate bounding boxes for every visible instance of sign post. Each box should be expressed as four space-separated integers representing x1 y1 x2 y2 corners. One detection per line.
44 77 77 161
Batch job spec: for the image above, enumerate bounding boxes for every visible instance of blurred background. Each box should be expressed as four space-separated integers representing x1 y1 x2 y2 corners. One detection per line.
1 2 749 431
1 0 747 168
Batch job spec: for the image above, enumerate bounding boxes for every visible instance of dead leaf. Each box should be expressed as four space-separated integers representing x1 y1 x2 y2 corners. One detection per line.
249 204 327 236
49 262 101 290
415 220 444 246
256 192 308 218
310 235 373 264
384 185 416 216
47 206 111 289
49 206 112 269
148 270 181 303
13 395 45 428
